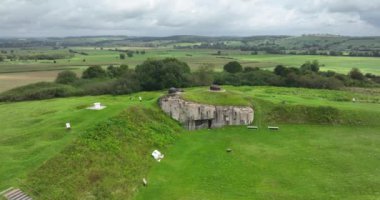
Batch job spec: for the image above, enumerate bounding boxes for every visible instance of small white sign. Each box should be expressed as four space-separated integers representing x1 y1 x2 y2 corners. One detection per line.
152 150 164 162
65 122 71 129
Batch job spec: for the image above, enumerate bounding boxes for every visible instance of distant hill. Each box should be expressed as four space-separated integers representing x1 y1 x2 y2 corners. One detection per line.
1 35 380 56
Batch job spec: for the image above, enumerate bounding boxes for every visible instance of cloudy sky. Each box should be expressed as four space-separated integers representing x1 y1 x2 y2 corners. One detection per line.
1 0 380 37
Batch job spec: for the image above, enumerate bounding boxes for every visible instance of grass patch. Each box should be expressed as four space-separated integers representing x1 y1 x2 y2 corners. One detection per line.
23 106 182 199
136 125 380 200
180 87 252 106
0 91 161 191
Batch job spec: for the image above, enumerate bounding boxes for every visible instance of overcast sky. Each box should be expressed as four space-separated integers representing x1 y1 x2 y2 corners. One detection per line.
1 0 380 37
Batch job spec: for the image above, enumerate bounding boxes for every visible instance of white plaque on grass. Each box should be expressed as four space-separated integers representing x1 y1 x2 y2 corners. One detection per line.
152 150 164 162
87 102 106 110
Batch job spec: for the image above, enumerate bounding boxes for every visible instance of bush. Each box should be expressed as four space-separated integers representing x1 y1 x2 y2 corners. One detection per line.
189 65 215 86
111 71 141 95
223 61 243 73
135 58 191 90
80 80 116 95
349 68 365 80
119 54 125 60
0 82 78 101
82 65 107 79
55 70 78 84
107 65 129 78
300 60 320 72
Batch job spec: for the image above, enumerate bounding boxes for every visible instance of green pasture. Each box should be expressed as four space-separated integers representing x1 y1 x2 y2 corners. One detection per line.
0 86 379 199
0 91 161 191
136 125 380 200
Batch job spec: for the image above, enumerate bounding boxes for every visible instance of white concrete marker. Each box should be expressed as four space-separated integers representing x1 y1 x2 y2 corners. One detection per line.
65 122 71 129
152 150 164 162
87 102 106 110
142 178 148 186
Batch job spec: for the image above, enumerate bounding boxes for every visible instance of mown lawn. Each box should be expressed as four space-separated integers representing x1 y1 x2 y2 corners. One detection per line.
135 125 380 200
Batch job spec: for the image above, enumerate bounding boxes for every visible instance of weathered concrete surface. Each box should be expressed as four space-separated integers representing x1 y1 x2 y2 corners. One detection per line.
159 94 254 130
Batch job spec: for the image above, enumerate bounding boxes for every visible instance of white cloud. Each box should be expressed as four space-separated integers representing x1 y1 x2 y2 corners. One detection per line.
0 0 379 37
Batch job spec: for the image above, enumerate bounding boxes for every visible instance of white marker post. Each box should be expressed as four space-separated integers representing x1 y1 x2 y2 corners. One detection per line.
66 122 71 130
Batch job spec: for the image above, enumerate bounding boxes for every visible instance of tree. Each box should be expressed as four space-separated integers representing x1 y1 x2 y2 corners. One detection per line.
300 60 320 72
223 61 242 73
111 71 141 95
244 66 259 72
55 70 78 84
127 51 134 57
82 65 107 79
349 68 364 80
135 58 191 90
274 65 287 76
119 53 126 60
107 64 129 78
190 64 214 86
0 55 4 62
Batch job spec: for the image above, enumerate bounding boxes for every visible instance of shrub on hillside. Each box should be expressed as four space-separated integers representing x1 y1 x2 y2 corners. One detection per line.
135 58 191 90
0 82 78 101
189 65 215 86
55 70 78 84
111 71 141 95
223 61 243 73
107 64 129 78
82 65 107 79
349 68 365 81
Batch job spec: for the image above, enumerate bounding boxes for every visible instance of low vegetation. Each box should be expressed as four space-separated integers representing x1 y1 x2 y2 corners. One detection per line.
1 57 379 102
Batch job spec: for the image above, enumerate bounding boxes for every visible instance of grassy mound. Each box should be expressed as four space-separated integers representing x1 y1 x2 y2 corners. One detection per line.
23 106 181 199
180 87 252 106
0 82 79 102
181 86 380 126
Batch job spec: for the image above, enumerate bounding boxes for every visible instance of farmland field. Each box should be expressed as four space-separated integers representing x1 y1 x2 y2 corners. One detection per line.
1 47 380 92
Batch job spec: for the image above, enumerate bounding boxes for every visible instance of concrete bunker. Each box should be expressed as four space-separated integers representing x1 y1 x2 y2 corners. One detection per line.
158 90 254 130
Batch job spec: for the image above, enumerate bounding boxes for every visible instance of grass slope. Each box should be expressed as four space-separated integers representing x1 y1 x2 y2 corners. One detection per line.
0 91 161 191
24 105 182 199
136 125 380 200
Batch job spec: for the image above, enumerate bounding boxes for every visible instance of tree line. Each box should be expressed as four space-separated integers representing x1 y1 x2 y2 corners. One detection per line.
0 58 379 102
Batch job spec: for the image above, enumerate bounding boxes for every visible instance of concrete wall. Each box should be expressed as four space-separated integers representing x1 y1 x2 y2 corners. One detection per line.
159 94 254 130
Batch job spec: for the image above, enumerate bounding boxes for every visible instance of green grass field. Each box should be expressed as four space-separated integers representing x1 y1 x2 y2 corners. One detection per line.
135 125 380 200
1 48 380 92
0 91 161 191
0 86 379 199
